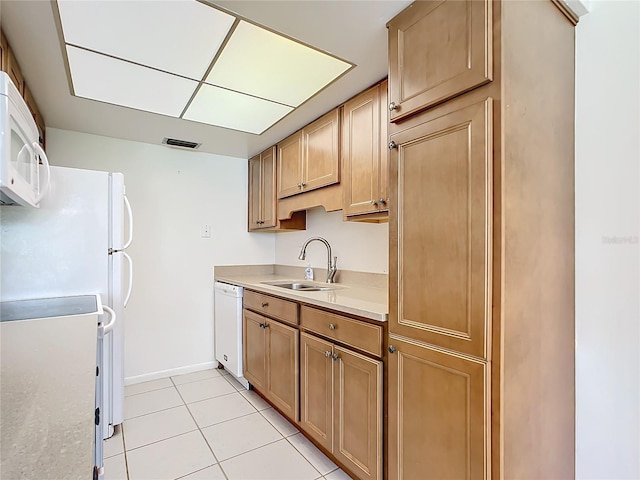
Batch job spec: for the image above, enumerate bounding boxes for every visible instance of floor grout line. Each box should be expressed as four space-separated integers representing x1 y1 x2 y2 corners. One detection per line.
119 424 131 480
174 377 230 480
124 382 175 398
122 402 186 422
170 371 227 387
124 427 200 453
172 462 219 480
117 370 342 479
192 410 258 431
282 434 327 479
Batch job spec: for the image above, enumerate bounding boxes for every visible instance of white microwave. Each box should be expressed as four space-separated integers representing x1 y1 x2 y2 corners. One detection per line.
0 71 50 207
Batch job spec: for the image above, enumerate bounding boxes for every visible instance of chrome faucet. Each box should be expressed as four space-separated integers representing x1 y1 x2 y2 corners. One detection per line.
298 237 338 283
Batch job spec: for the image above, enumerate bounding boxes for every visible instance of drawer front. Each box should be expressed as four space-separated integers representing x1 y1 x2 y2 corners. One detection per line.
244 290 298 326
300 306 382 357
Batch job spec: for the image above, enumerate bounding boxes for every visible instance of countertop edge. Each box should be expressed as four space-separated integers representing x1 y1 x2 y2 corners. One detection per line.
215 275 388 323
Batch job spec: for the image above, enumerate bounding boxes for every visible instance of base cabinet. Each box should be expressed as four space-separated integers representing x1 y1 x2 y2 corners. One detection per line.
300 332 382 480
243 309 299 421
387 336 489 480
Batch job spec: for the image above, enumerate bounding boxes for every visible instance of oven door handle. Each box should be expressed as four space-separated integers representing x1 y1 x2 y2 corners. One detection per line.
101 305 116 335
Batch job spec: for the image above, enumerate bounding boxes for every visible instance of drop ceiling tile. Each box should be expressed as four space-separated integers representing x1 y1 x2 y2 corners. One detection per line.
183 84 293 134
66 46 198 117
205 20 352 107
57 0 235 80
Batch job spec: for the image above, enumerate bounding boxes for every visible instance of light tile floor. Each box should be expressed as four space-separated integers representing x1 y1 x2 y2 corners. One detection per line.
104 368 352 480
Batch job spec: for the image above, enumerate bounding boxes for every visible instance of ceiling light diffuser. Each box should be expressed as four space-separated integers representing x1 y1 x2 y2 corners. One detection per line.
57 0 235 80
184 84 293 134
55 0 354 136
66 46 198 117
205 20 352 107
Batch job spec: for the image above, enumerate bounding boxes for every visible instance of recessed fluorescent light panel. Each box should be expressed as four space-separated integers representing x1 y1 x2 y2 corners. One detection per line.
55 0 354 135
206 20 352 107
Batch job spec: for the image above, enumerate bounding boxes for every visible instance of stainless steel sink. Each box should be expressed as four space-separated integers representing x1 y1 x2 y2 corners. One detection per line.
261 281 342 292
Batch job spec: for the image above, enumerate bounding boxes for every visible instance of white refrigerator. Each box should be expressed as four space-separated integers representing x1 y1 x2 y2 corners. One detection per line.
0 165 133 442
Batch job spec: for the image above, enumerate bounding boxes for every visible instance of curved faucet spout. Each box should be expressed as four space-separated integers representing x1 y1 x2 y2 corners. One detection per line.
298 237 338 283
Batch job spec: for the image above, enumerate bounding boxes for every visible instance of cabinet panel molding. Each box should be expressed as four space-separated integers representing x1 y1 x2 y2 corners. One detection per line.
277 131 304 198
389 98 493 359
300 332 333 452
244 290 298 326
387 336 489 480
243 309 268 391
333 346 382 480
387 0 493 122
266 319 299 420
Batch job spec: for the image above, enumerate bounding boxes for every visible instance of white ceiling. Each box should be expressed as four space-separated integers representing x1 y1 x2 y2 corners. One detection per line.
1 0 412 159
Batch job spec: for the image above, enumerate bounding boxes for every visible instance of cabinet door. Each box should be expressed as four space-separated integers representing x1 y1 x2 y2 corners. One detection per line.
267 319 299 421
342 84 381 216
260 147 277 228
277 131 303 199
389 98 492 359
387 337 489 480
333 346 382 480
387 0 492 122
300 332 333 452
302 108 340 192
0 31 7 73
6 46 24 95
248 155 262 231
243 309 268 390
378 79 389 209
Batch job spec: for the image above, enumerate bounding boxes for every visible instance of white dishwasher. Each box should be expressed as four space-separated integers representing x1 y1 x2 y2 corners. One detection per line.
214 282 249 389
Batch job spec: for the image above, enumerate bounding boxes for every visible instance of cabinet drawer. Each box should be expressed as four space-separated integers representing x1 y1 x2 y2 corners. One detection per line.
300 306 382 357
244 290 298 326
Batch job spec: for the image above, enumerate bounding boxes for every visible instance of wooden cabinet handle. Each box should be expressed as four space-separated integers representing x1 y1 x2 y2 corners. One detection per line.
261 302 269 307
331 353 340 361
388 345 397 354
325 351 331 357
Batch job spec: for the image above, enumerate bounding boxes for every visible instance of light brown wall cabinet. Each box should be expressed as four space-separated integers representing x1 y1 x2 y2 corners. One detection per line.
277 108 340 199
249 147 276 230
342 80 389 220
1 28 46 149
387 1 576 479
5 46 24 96
0 32 6 76
248 147 306 232
387 0 492 122
243 308 299 421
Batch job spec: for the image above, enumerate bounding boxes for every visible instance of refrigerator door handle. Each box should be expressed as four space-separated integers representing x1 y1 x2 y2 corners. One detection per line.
122 195 133 250
101 305 116 334
33 142 51 204
123 252 133 307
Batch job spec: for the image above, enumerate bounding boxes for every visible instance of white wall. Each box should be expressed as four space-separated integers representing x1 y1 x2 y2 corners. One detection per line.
274 207 388 274
46 128 275 382
575 2 640 478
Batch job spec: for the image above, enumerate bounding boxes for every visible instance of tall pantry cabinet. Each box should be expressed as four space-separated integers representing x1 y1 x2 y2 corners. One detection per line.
386 1 576 479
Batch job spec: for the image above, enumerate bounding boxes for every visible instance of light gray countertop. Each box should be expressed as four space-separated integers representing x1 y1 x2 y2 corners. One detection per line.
215 273 388 322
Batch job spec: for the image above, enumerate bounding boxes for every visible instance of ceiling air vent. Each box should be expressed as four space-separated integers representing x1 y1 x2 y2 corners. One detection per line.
162 137 201 149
